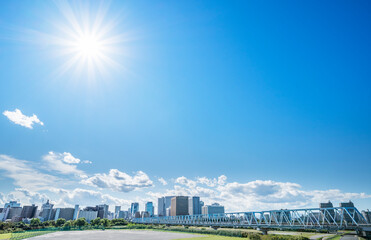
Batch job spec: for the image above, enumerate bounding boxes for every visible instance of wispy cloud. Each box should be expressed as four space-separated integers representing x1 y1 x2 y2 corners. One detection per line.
0 154 59 190
42 152 87 178
158 177 168 186
3 109 44 129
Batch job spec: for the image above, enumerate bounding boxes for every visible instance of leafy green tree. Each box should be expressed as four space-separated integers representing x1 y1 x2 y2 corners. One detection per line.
63 220 72 230
90 217 101 226
56 218 66 227
101 218 111 228
75 218 87 228
111 218 128 226
30 218 41 228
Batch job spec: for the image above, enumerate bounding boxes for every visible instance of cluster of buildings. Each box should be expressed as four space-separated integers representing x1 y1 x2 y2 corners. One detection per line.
0 198 369 224
157 196 224 217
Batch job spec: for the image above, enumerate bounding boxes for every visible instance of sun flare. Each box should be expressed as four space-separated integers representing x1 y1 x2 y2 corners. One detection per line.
75 33 103 58
44 1 125 80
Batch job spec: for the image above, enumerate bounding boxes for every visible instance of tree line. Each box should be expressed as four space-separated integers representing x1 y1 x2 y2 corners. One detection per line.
0 218 128 233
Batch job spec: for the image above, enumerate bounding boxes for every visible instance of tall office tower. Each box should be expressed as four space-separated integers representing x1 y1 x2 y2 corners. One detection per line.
115 206 121 219
98 204 109 219
39 200 54 221
21 205 38 219
145 202 154 217
158 197 165 216
131 202 139 217
188 196 201 215
158 196 176 216
202 203 225 215
73 205 79 220
4 201 21 208
170 196 189 216
54 208 75 221
7 207 22 220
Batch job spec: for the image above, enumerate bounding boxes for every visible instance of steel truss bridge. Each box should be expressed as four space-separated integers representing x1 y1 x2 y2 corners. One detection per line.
133 207 371 236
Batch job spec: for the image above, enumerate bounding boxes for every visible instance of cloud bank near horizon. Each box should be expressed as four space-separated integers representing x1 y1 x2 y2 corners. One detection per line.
0 154 370 212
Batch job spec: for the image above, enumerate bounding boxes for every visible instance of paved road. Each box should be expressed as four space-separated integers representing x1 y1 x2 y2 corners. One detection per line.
340 234 358 240
25 230 203 240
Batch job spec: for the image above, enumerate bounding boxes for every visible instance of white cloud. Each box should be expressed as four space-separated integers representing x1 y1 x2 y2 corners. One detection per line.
3 109 44 129
82 160 92 164
175 176 196 188
196 175 227 187
60 152 81 164
158 177 168 186
81 169 153 192
42 152 87 178
49 188 131 207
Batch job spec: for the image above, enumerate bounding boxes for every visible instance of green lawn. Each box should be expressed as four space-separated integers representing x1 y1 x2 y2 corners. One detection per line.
0 233 11 239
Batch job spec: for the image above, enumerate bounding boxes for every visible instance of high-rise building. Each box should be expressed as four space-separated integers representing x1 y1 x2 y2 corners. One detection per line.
170 196 189 216
39 200 54 221
118 210 129 219
158 198 165 216
54 208 75 221
145 202 154 217
188 196 201 215
7 207 22 220
202 203 225 215
131 202 139 217
73 205 79 220
362 210 371 223
21 205 38 219
78 210 98 222
98 204 109 219
114 206 121 219
158 196 175 216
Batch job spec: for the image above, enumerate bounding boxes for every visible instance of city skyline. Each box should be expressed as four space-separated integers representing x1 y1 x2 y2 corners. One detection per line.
1 0 371 214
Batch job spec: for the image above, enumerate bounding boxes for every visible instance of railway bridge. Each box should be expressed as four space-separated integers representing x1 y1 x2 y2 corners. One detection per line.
133 207 371 238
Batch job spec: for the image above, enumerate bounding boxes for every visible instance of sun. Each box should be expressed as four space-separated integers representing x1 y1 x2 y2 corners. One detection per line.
45 1 125 80
75 33 103 59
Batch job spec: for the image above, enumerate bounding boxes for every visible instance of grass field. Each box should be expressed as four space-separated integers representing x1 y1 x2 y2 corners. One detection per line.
0 233 11 239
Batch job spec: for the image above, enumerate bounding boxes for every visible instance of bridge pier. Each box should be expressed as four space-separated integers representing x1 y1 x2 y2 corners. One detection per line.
211 226 218 230
260 229 268 235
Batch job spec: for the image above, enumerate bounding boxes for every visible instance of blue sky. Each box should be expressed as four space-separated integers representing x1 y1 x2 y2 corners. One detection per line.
0 0 370 212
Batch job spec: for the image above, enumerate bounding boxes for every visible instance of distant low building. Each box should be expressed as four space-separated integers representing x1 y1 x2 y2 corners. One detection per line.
202 203 224 215
134 211 141 218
